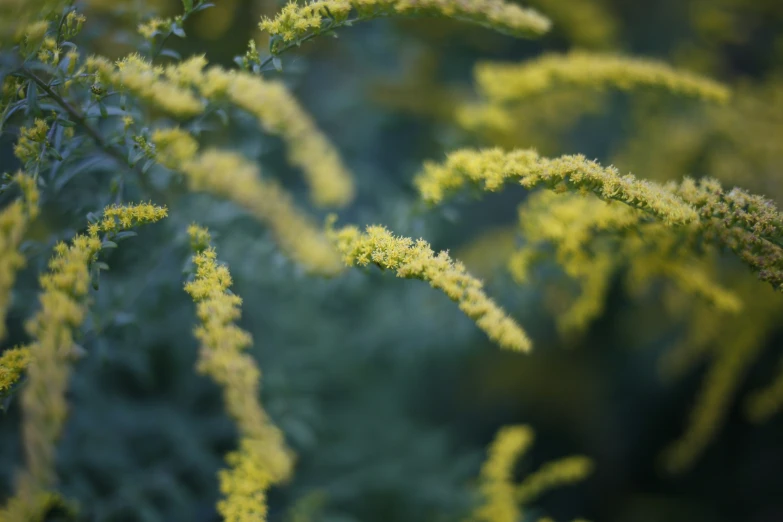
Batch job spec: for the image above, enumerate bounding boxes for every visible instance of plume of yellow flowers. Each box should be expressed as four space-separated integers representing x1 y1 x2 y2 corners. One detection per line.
470 425 592 522
416 148 783 293
474 51 730 105
0 347 29 396
164 57 355 208
676 177 783 291
13 120 49 166
326 218 531 351
85 54 204 117
0 203 167 521
471 425 533 522
152 128 343 275
514 456 594 505
0 173 39 342
415 148 698 226
509 192 741 334
259 0 551 54
185 225 293 522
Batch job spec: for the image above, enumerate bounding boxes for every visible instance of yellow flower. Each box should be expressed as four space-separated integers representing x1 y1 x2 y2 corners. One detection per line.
326 219 531 351
153 129 344 275
0 347 30 393
14 120 50 165
2 203 166 520
185 226 293 522
259 0 551 53
164 58 355 208
0 173 39 342
470 425 592 522
474 51 730 105
415 148 698 226
85 54 203 117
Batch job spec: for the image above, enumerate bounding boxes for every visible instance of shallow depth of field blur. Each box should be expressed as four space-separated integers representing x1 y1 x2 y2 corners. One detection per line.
1 0 783 521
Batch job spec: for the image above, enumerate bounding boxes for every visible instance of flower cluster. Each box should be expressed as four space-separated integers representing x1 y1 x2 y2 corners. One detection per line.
677 177 783 291
259 0 551 54
165 57 355 207
326 219 531 351
509 191 741 334
474 51 730 105
185 225 293 522
0 173 39 342
85 54 204 117
1 203 166 520
0 347 29 395
470 425 592 522
13 120 49 166
415 148 698 226
152 128 343 275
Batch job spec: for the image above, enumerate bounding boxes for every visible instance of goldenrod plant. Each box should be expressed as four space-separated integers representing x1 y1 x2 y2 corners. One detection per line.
185 225 292 522
0 0 782 520
469 425 592 522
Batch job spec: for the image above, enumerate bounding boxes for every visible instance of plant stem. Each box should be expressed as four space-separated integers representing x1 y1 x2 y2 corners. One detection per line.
22 69 164 199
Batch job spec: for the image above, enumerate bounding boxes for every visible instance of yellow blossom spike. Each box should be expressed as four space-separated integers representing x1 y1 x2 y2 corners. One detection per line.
676 177 783 292
185 226 293 522
153 129 343 275
475 51 730 105
471 425 534 522
0 172 39 342
14 120 50 165
1 203 166 520
85 54 204 117
0 346 30 395
470 425 592 522
326 219 531 351
515 456 594 505
164 58 355 208
259 0 551 53
415 148 698 226
509 191 741 335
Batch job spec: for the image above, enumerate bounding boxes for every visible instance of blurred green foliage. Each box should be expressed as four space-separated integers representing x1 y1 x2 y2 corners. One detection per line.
1 0 783 521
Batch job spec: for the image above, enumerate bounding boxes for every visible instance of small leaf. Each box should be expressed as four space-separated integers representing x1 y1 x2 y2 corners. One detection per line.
182 0 193 10
25 81 38 115
101 240 118 250
272 56 283 72
160 49 182 60
113 231 138 241
171 24 186 38
192 3 215 13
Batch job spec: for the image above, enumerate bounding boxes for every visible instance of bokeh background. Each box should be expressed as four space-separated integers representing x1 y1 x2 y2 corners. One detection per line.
1 0 783 521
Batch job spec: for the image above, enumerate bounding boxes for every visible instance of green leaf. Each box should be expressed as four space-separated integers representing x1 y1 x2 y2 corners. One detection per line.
113 231 138 241
273 56 283 72
101 240 118 250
